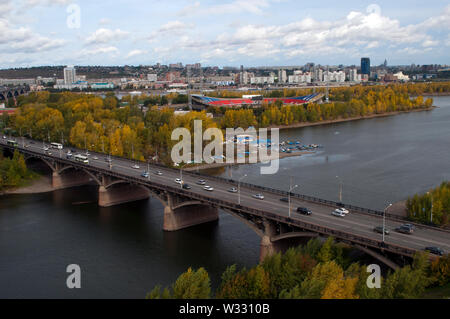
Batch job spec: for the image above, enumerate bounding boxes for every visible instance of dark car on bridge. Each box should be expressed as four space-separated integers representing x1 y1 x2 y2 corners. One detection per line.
373 226 390 235
296 207 312 215
395 225 413 234
182 183 191 190
280 197 289 202
424 246 444 256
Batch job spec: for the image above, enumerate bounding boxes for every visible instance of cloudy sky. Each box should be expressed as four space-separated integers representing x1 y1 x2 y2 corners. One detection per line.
1 0 449 68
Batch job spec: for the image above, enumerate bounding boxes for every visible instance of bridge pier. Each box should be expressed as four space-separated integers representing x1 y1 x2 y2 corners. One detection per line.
52 170 92 190
163 194 218 231
98 184 151 207
260 219 279 262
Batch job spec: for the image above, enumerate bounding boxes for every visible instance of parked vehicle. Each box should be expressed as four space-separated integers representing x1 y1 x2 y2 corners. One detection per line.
296 207 312 215
373 226 390 235
331 209 346 217
424 246 444 256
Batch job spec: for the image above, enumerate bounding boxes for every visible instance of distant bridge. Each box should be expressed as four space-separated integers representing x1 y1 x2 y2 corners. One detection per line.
1 137 448 269
0 86 29 104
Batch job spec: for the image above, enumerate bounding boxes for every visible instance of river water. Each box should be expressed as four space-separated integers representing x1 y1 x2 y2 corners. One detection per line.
0 96 449 298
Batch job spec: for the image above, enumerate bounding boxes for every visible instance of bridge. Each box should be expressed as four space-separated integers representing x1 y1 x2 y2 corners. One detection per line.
0 86 29 105
1 137 449 269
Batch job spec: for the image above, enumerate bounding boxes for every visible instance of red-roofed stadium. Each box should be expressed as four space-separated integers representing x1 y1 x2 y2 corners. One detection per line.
191 93 322 109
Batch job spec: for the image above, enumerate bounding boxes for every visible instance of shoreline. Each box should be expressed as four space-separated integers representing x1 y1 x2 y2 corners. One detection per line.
183 151 315 171
0 175 54 196
268 106 436 131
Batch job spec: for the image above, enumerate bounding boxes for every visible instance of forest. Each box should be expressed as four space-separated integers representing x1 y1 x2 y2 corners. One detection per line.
147 238 450 299
406 182 450 226
0 150 36 191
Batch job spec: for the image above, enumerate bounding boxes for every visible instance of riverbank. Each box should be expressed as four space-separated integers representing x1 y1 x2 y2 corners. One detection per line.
183 150 315 171
0 174 53 195
268 106 436 131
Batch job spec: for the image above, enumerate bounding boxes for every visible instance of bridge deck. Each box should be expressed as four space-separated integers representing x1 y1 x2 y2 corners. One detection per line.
1 137 449 258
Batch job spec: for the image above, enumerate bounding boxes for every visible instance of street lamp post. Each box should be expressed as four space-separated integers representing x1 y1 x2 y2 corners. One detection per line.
289 184 299 218
383 203 392 243
238 174 247 205
427 192 433 223
180 168 183 188
336 176 342 203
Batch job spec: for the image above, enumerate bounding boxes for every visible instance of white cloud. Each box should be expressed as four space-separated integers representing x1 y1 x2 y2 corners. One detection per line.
78 46 119 58
85 28 129 45
24 0 72 6
0 18 66 53
126 49 147 58
178 0 272 16
148 20 194 41
99 18 111 26
168 6 447 63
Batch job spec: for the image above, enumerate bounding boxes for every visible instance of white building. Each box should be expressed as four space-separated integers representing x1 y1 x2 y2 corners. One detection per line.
348 69 361 82
0 78 36 85
147 74 157 82
288 72 312 84
393 72 410 82
64 66 76 85
314 68 323 82
250 76 275 85
278 69 287 83
323 71 346 83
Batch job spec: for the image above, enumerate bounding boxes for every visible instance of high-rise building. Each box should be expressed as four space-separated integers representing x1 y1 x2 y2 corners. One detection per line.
278 69 287 83
64 66 76 85
361 58 371 75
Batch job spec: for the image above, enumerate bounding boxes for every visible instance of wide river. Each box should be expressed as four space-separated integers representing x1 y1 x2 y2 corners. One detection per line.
1 96 449 298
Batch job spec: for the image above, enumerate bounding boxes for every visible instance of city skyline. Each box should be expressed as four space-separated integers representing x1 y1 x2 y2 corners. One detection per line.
0 0 449 68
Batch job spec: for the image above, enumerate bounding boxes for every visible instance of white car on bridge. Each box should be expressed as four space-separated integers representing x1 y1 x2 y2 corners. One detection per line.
335 207 349 214
331 209 346 217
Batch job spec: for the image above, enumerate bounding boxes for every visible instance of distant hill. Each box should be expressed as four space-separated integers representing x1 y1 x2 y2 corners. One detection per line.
0 65 152 79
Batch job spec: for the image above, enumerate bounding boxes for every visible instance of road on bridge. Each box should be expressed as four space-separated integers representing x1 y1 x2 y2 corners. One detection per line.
1 136 449 256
